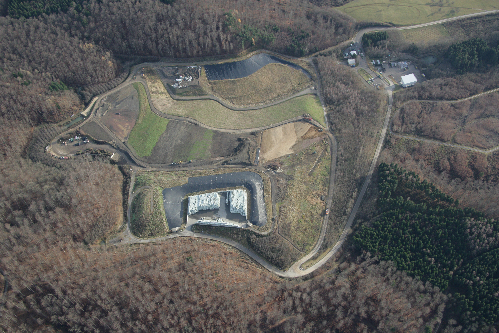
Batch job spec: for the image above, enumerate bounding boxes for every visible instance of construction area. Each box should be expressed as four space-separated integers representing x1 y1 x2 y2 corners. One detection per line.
187 189 249 228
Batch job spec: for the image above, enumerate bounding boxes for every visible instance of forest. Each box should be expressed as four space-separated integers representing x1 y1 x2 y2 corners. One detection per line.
362 31 388 48
447 38 499 73
355 163 499 328
1 0 498 331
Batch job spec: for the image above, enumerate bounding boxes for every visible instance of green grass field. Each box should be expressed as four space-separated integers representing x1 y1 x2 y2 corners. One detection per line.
128 83 169 157
145 68 325 129
170 95 325 129
187 130 213 161
338 0 499 26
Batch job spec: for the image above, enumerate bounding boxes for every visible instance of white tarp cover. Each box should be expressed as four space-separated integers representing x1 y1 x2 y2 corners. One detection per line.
229 189 247 216
401 73 417 87
188 192 220 215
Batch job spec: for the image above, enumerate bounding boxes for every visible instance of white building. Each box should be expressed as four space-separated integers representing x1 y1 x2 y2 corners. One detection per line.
347 59 356 67
400 73 417 88
188 192 220 215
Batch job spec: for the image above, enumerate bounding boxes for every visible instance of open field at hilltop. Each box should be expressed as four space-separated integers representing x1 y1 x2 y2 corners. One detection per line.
144 68 325 129
128 82 169 157
399 24 451 45
338 0 499 26
208 63 312 106
387 13 499 49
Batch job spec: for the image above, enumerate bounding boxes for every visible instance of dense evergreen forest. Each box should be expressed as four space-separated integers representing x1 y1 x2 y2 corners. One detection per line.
447 38 499 73
1 0 498 331
355 163 499 329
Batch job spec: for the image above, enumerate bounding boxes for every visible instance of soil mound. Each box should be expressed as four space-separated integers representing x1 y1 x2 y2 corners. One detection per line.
260 122 324 162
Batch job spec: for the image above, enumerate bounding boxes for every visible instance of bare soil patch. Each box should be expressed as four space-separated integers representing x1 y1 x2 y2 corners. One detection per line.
260 122 325 162
80 121 114 142
100 84 139 141
143 120 259 165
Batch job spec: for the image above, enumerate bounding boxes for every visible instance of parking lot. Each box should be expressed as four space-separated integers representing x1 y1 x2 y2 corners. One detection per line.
373 61 425 86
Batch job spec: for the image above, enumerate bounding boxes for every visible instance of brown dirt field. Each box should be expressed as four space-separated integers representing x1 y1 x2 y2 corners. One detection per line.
100 84 139 141
80 121 114 142
260 122 325 162
143 120 259 165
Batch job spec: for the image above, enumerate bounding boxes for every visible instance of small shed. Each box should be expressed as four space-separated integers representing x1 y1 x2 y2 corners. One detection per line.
400 73 417 88
348 59 356 67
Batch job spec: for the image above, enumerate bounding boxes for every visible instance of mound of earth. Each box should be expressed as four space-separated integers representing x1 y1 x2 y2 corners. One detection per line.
208 63 311 106
260 122 325 162
144 120 259 165
100 84 139 141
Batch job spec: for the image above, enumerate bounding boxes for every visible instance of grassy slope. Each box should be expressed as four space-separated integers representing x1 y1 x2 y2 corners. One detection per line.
208 63 312 106
130 187 168 238
338 0 499 26
172 95 324 129
400 24 451 45
145 68 325 129
128 82 169 157
277 142 330 252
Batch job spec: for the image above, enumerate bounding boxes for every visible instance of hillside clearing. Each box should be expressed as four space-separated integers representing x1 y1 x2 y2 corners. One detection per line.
128 82 169 157
130 187 168 238
338 0 499 26
144 68 325 129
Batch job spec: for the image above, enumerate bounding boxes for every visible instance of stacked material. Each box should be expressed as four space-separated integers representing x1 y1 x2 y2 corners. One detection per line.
229 189 247 217
197 218 242 228
188 192 220 215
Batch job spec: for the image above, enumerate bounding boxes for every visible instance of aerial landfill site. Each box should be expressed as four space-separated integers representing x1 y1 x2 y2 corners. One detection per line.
187 189 248 228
